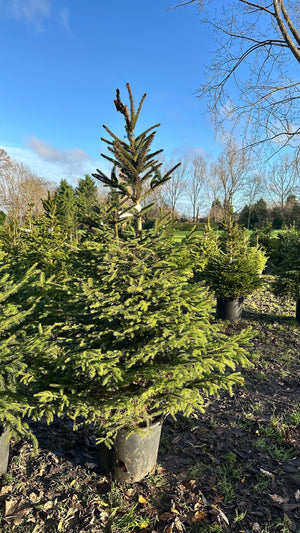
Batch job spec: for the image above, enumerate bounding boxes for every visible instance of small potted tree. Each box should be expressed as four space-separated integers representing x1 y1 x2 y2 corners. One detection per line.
272 227 300 323
32 84 253 482
194 216 267 321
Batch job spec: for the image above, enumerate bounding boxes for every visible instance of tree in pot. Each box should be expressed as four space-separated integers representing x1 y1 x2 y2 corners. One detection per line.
193 216 268 321
33 84 253 482
272 227 300 323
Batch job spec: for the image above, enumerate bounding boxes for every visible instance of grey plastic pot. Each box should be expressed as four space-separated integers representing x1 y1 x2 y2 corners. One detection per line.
216 297 244 322
0 427 10 475
113 420 162 483
99 419 163 483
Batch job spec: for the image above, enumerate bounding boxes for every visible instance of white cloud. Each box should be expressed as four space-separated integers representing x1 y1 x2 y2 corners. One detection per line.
28 136 90 163
1 138 99 184
0 0 71 32
171 144 211 162
0 0 51 31
27 136 97 180
59 7 70 32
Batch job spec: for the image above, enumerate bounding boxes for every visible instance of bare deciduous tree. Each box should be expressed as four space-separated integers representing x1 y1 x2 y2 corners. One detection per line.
186 155 208 222
243 172 264 229
173 1 300 155
161 160 188 218
213 138 250 217
0 158 54 223
0 149 13 173
206 161 223 221
267 153 299 212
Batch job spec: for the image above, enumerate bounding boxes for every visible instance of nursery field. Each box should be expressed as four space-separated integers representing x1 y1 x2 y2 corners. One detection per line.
172 229 283 243
0 277 299 533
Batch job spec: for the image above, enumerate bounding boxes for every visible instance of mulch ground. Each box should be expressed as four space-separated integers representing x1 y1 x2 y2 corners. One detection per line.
0 279 299 532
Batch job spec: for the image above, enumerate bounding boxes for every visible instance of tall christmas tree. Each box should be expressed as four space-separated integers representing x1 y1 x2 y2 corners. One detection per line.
29 85 254 449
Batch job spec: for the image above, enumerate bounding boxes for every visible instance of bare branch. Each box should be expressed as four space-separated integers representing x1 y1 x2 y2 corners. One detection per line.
174 0 300 156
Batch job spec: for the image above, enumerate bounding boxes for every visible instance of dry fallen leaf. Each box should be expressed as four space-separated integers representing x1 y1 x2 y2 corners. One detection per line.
174 515 186 532
0 486 12 496
4 499 31 526
43 500 54 512
269 494 289 505
191 510 207 522
65 507 76 520
88 498 108 509
125 487 135 497
29 492 38 503
260 468 274 478
252 523 260 532
212 505 229 525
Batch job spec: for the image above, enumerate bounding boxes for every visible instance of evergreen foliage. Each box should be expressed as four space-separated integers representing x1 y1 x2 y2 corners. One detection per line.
31 84 253 447
4 204 69 281
194 217 267 298
0 211 6 226
0 256 56 445
56 179 77 238
33 228 252 446
92 83 180 235
272 227 300 302
75 175 99 229
249 222 281 265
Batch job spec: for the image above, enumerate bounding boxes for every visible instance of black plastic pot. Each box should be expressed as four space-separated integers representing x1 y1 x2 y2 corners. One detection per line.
216 297 244 322
99 419 163 483
296 299 300 324
0 427 10 475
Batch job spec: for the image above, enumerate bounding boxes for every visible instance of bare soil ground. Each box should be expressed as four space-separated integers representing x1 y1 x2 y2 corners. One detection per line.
0 277 299 532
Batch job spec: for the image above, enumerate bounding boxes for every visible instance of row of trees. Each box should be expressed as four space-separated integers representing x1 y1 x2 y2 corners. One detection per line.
0 149 106 239
237 195 300 230
169 0 300 229
1 139 299 233
150 140 300 229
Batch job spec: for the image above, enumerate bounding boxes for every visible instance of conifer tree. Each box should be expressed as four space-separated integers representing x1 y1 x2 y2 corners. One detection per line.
92 83 180 236
5 191 69 280
56 179 77 238
193 215 267 299
75 175 99 229
273 228 300 322
0 256 57 444
32 84 253 447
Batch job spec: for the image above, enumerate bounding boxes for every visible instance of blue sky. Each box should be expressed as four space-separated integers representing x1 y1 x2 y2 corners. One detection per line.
0 0 221 185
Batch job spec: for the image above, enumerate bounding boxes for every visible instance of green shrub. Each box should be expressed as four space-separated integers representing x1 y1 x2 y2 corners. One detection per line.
250 225 280 266
272 228 300 302
195 218 267 298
